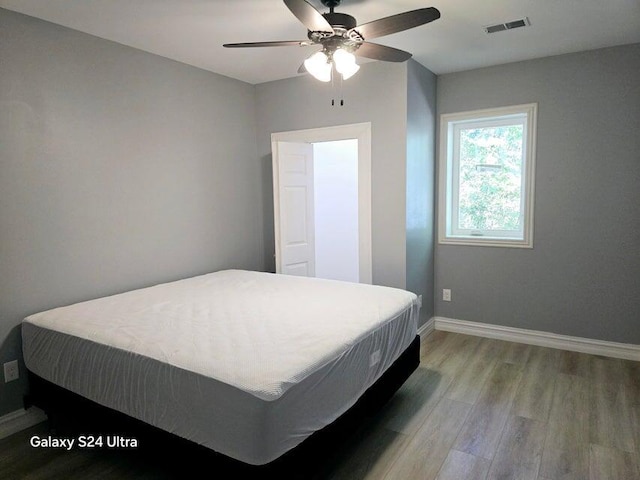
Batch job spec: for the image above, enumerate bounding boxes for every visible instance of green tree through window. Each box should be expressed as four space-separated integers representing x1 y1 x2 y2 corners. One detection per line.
458 125 523 231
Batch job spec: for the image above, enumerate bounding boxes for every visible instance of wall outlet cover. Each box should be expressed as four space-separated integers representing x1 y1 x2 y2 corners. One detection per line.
4 360 19 383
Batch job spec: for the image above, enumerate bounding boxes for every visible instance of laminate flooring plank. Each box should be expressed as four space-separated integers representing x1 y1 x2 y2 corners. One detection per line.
19 449 102 480
590 356 625 385
502 342 533 366
423 332 481 376
486 415 546 480
435 449 490 480
589 369 635 452
487 465 536 480
444 338 508 405
379 366 452 435
432 334 484 381
622 359 640 404
382 399 472 480
588 444 640 480
420 330 457 365
453 362 523 460
318 423 409 480
0 424 69 480
558 350 591 378
539 373 590 480
511 346 560 421
633 403 640 456
420 330 450 361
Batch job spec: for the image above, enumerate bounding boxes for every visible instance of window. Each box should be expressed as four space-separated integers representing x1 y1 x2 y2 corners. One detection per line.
438 103 537 248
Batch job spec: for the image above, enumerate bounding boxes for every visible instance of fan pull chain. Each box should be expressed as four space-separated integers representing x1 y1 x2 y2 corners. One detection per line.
331 66 335 106
329 71 345 107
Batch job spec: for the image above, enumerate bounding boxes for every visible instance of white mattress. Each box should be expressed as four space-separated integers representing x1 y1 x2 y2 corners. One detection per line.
22 270 419 465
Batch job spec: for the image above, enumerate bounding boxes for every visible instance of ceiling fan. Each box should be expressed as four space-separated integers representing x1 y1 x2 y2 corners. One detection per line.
223 0 441 82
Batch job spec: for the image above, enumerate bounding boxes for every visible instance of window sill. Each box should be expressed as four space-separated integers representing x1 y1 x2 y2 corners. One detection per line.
439 236 533 249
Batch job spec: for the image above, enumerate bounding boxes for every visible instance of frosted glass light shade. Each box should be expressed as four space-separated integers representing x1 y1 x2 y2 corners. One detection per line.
333 48 360 80
304 51 332 82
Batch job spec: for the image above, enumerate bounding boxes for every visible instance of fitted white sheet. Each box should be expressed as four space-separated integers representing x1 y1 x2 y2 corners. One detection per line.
23 270 419 464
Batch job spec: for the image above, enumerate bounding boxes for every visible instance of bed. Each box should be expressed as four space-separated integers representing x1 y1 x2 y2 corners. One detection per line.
22 269 420 466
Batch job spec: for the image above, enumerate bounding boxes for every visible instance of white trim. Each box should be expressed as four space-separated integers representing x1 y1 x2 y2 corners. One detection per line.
271 123 372 284
417 317 435 339
0 407 48 440
438 103 537 249
434 316 640 361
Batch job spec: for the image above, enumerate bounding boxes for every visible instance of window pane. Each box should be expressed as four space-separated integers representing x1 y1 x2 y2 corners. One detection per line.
457 124 523 232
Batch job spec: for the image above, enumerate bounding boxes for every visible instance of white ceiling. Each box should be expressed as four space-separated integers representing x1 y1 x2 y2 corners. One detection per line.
2 0 639 85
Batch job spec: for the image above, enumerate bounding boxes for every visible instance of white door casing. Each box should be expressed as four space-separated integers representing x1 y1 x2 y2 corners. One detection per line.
275 142 315 277
272 123 372 284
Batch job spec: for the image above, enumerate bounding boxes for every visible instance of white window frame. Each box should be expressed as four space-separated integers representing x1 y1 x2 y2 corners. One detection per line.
438 103 537 248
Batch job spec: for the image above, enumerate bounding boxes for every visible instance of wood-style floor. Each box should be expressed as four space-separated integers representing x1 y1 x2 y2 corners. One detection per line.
2 331 639 479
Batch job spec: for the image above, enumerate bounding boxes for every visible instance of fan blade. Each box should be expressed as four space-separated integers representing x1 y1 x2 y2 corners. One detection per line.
283 0 334 33
351 7 440 40
223 40 313 48
355 42 412 62
223 40 310 48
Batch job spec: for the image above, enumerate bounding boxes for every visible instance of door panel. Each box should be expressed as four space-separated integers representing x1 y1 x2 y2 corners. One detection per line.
283 187 308 245
285 262 309 277
276 142 315 277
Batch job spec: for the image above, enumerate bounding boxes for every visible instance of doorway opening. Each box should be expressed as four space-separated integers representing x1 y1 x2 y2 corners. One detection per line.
313 139 358 282
271 123 372 284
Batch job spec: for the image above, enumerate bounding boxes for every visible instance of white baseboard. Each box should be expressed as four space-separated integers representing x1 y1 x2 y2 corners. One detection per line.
417 317 435 339
0 407 48 440
434 317 640 361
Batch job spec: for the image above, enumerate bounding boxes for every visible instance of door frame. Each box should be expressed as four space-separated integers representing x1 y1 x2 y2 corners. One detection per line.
271 122 372 284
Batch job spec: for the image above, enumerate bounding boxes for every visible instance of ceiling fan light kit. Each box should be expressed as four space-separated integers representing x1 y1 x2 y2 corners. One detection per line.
303 48 360 82
224 0 441 83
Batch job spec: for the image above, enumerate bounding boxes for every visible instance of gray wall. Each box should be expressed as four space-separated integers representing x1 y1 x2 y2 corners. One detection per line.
255 61 409 289
406 60 437 326
436 44 640 343
0 9 263 415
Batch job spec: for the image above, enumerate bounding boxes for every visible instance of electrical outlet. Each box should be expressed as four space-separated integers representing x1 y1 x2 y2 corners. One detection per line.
443 289 452 302
4 360 19 383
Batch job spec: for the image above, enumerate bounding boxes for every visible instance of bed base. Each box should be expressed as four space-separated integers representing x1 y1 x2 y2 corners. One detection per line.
26 335 420 477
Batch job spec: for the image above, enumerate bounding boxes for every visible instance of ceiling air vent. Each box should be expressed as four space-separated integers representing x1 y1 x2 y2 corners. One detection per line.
484 17 530 34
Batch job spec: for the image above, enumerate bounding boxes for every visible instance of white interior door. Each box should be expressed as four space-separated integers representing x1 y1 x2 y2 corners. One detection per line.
275 142 315 277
